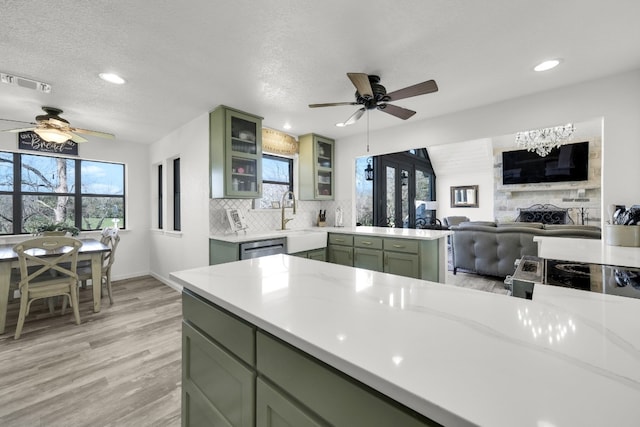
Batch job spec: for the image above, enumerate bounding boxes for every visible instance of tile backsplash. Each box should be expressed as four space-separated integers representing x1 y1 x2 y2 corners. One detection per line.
209 198 352 235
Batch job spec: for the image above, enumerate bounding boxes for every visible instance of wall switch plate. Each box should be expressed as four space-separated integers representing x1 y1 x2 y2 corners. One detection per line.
13 289 21 298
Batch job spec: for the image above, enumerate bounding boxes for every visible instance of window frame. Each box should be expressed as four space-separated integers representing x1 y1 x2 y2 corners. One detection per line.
0 150 126 235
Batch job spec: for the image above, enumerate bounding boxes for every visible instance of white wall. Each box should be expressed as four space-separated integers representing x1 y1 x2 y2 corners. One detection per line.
0 132 151 281
335 69 640 235
148 112 210 288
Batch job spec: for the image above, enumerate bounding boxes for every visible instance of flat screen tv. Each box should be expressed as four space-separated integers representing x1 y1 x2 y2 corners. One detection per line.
502 141 589 185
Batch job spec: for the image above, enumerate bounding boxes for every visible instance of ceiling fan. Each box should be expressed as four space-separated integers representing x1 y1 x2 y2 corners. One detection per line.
309 73 438 126
1 106 115 143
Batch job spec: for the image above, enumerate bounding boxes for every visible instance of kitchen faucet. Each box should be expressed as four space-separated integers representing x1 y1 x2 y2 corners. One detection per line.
281 190 297 230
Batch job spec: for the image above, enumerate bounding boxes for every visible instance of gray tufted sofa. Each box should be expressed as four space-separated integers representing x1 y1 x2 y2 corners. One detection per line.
449 221 601 278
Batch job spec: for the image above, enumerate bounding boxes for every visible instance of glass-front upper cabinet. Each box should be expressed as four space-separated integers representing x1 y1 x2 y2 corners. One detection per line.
299 133 334 200
210 105 263 198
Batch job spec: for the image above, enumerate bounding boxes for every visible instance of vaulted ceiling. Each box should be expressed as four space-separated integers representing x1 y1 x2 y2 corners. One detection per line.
1 1 639 145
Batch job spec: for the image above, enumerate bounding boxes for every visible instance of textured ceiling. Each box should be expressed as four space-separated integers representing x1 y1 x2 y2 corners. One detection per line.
1 1 639 145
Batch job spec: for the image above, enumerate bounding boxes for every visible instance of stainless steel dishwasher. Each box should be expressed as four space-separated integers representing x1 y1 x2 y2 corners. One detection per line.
239 238 287 260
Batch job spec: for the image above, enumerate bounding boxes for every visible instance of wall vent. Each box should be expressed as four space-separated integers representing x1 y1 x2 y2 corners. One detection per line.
1 73 51 93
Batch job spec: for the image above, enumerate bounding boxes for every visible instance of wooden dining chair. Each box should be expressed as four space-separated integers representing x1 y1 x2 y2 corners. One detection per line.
78 229 120 305
13 236 83 339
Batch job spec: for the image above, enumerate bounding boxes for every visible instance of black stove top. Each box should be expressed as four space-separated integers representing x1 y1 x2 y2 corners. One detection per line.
546 259 640 300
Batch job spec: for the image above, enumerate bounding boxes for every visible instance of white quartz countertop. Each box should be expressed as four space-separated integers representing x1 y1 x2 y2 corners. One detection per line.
210 225 450 243
171 255 640 427
535 236 640 268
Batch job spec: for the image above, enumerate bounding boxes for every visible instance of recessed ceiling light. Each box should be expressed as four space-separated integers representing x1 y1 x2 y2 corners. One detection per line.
283 123 292 130
534 59 561 72
99 72 126 84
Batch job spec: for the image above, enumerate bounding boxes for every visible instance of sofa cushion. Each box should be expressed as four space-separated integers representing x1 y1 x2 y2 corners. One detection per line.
458 221 497 227
497 222 544 229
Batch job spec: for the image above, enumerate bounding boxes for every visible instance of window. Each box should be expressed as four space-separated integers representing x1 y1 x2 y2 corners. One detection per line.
0 151 125 235
157 164 163 229
173 158 181 231
256 154 293 209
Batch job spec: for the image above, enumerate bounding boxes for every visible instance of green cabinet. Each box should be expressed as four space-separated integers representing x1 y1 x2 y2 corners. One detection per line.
298 134 334 200
256 378 325 427
328 232 440 281
385 251 420 278
291 248 327 261
182 290 438 427
354 236 384 271
210 105 263 199
328 233 353 266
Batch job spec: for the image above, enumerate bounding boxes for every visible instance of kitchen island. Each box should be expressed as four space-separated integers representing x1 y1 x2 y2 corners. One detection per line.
171 254 640 426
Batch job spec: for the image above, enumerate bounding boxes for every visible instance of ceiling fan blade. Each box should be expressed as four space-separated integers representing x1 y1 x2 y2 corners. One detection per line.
72 127 116 139
5 127 36 133
338 108 366 127
309 102 358 108
347 73 373 98
0 118 37 126
386 80 438 102
378 104 416 120
70 132 88 143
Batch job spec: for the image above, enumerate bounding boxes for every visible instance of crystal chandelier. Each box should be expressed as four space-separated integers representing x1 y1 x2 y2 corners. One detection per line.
515 123 575 157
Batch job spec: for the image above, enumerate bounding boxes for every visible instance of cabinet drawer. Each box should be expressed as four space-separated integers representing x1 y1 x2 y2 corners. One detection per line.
257 332 437 427
354 235 383 249
383 238 419 254
328 233 353 246
183 290 255 365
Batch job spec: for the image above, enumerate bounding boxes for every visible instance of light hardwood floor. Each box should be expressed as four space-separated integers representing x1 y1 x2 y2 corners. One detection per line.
0 269 507 427
0 276 182 427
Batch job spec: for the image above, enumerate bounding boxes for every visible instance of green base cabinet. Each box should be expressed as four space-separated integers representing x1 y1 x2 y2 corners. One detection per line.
354 247 384 272
328 233 354 266
182 322 255 427
210 239 240 265
328 233 441 282
182 289 438 427
291 248 326 261
256 378 325 427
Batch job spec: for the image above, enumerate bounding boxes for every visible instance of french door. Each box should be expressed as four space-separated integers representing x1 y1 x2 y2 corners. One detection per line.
373 158 433 228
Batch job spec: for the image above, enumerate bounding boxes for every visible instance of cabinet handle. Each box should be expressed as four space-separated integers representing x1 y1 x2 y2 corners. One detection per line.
361 241 372 245
392 244 404 248
335 238 345 242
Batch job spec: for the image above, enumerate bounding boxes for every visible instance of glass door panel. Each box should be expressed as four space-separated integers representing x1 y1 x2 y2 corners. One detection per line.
317 170 332 197
401 169 409 228
386 166 396 227
231 157 258 193
230 116 257 155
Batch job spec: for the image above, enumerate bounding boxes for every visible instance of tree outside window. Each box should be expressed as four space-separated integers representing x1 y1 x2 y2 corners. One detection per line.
0 151 125 235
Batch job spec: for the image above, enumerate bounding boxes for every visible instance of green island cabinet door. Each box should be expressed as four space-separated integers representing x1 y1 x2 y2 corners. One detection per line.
298 133 334 200
354 247 384 272
210 105 263 199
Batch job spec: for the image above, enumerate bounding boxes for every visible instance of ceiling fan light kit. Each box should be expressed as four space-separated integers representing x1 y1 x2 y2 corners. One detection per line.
34 128 74 143
309 72 438 127
1 106 115 143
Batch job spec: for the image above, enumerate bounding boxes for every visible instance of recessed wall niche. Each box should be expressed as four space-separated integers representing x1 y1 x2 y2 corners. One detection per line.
493 136 601 226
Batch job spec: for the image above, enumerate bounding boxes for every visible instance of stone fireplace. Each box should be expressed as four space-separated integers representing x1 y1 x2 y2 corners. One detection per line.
493 137 601 226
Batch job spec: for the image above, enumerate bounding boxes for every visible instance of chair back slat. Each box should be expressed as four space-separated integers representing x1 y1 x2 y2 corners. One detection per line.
13 237 83 288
